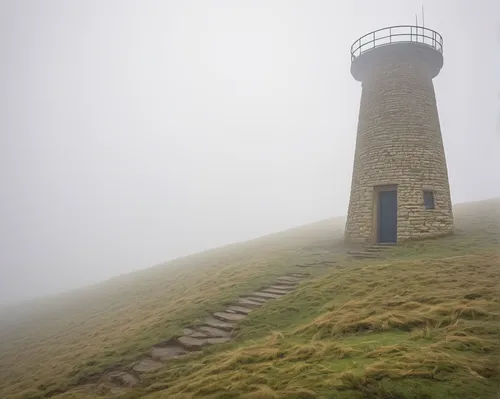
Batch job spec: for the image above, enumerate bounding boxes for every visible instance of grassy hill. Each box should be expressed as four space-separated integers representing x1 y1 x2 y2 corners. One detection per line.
0 198 499 398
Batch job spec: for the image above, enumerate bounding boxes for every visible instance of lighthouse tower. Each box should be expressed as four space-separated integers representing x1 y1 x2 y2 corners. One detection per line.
345 25 453 244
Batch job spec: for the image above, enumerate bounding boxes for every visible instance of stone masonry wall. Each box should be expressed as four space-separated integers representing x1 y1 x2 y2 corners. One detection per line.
345 44 454 243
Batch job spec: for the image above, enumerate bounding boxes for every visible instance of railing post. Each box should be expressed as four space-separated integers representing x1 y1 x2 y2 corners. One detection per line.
389 27 391 43
373 31 375 48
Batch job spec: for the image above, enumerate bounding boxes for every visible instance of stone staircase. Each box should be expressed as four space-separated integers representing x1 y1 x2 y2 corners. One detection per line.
87 272 310 395
67 245 394 396
346 243 395 260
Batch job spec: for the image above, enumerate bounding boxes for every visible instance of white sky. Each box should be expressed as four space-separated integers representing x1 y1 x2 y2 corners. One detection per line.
1 0 499 304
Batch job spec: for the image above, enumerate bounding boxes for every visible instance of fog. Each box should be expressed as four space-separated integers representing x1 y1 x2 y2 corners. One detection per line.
1 0 499 304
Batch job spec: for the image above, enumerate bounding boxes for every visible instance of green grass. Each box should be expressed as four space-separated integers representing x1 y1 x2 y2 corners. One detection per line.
130 251 499 399
0 198 499 399
0 217 346 398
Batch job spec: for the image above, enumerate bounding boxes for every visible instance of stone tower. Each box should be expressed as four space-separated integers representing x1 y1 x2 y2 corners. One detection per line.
345 25 453 244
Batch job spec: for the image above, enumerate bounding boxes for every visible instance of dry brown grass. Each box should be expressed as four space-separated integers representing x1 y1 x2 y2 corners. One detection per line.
295 253 499 338
0 218 345 398
1 198 499 398
134 248 499 399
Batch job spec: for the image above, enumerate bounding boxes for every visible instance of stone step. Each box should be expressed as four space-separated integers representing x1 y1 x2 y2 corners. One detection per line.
238 298 265 307
301 260 338 266
276 276 301 283
110 386 129 395
183 328 195 336
190 331 208 338
268 284 295 291
197 326 232 338
350 252 380 257
226 305 252 315
290 273 309 278
181 328 206 337
251 291 284 299
203 317 235 331
177 336 206 349
178 335 231 350
278 274 303 282
151 345 187 361
361 248 383 252
347 249 379 254
261 288 290 295
365 247 394 252
213 311 247 322
348 251 380 257
133 358 163 373
243 296 269 303
107 371 139 387
272 281 298 288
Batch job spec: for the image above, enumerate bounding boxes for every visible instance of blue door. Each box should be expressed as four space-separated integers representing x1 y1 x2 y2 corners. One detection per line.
378 190 397 243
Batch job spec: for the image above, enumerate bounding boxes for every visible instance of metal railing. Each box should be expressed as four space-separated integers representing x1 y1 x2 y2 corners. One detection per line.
350 25 443 61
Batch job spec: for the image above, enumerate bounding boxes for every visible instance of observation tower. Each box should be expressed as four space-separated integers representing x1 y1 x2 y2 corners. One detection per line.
345 25 453 244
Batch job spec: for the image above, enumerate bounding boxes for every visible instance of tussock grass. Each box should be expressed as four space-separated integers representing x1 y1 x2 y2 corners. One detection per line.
138 249 499 399
294 254 499 339
1 198 499 398
0 218 344 398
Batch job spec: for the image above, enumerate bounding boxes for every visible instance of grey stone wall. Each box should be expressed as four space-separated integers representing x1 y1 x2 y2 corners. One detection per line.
345 44 454 243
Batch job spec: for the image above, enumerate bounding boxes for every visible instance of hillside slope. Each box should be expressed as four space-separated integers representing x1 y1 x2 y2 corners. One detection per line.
0 199 499 398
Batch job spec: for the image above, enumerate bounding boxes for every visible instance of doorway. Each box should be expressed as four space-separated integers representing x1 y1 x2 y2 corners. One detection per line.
377 189 397 243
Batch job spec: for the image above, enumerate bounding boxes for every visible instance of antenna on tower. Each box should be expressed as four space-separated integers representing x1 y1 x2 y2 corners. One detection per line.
415 14 418 42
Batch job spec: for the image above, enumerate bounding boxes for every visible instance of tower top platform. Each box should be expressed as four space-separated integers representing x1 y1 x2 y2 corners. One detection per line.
350 25 444 82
